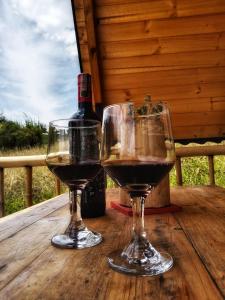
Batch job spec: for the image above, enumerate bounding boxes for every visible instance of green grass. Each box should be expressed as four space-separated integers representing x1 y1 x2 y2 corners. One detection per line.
0 146 67 215
1 144 225 215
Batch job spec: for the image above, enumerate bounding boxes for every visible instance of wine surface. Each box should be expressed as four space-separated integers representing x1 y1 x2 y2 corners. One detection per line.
103 160 174 196
48 162 101 190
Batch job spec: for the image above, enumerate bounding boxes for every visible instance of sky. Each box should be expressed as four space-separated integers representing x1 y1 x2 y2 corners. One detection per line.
0 0 80 125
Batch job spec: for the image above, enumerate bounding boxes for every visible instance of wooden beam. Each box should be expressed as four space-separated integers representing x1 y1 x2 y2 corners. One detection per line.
0 155 46 168
208 155 215 186
176 145 225 157
175 157 183 186
83 0 103 105
25 166 33 207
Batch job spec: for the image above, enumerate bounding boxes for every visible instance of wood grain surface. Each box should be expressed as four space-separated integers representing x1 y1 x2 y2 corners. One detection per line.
0 187 224 299
73 0 225 141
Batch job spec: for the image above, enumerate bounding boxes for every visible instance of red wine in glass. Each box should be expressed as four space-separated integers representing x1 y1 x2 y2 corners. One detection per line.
101 102 176 276
48 162 101 190
46 118 103 249
103 159 174 197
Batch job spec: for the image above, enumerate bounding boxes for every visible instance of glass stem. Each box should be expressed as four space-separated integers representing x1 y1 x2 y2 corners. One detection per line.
65 189 85 237
131 196 147 240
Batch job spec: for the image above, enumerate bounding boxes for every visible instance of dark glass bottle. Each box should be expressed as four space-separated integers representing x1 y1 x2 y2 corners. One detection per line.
71 73 106 218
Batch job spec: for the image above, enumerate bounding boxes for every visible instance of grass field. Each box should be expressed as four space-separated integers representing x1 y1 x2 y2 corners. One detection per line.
0 146 67 215
1 144 225 215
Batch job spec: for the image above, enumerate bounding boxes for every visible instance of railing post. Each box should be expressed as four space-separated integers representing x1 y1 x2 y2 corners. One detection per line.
208 155 215 186
56 178 61 195
25 166 33 207
175 157 183 186
0 168 4 217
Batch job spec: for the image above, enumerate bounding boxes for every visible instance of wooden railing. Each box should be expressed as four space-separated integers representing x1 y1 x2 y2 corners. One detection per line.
0 155 61 217
175 145 225 186
0 144 225 217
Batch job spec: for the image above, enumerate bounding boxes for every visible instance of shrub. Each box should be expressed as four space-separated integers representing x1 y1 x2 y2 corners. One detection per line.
0 115 47 150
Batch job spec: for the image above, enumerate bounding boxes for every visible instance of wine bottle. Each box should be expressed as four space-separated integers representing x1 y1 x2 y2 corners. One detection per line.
71 73 106 218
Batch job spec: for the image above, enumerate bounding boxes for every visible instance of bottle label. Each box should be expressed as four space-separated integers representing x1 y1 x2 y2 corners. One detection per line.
78 73 92 103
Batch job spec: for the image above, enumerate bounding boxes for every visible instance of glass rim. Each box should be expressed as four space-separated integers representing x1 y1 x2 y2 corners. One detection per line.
103 102 169 117
49 118 101 129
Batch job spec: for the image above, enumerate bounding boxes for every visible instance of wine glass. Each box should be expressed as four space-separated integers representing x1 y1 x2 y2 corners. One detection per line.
101 102 176 275
46 119 102 249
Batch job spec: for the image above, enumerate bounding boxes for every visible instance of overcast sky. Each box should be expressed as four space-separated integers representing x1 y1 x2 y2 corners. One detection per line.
0 0 80 125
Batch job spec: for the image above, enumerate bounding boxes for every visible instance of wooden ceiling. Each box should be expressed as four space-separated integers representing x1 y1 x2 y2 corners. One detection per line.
72 0 225 142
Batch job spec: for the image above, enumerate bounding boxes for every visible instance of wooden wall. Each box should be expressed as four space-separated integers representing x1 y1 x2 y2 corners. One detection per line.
73 0 225 142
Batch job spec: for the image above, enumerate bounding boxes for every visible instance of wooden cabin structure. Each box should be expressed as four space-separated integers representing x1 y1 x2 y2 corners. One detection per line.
0 2 224 299
72 0 225 143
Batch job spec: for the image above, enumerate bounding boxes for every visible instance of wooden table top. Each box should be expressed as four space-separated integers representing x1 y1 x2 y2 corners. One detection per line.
0 187 224 300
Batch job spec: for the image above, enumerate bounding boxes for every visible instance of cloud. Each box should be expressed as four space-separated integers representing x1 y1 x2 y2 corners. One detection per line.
0 0 80 124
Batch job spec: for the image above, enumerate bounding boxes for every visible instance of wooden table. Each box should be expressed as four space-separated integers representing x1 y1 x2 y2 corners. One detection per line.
0 187 224 300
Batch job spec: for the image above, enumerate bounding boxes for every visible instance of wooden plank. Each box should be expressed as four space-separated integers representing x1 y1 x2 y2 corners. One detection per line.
167 97 225 114
99 33 222 59
0 194 68 242
0 205 69 291
0 194 223 299
164 97 225 114
102 49 225 70
177 0 225 17
103 82 225 106
95 1 175 24
103 67 225 90
97 13 225 42
96 0 225 24
83 0 103 104
173 125 225 139
0 200 128 299
102 65 206 74
176 145 225 157
95 0 152 5
212 97 225 111
0 155 46 168
172 186 225 297
167 98 212 114
172 111 225 126
219 31 225 49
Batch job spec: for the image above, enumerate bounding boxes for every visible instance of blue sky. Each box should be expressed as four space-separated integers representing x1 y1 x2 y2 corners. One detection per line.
0 0 80 125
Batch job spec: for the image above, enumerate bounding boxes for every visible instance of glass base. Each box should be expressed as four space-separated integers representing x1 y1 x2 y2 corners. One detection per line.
108 249 173 276
51 229 102 249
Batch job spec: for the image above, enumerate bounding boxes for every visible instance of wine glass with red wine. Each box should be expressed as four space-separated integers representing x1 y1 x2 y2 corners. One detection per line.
46 119 102 249
101 102 176 275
